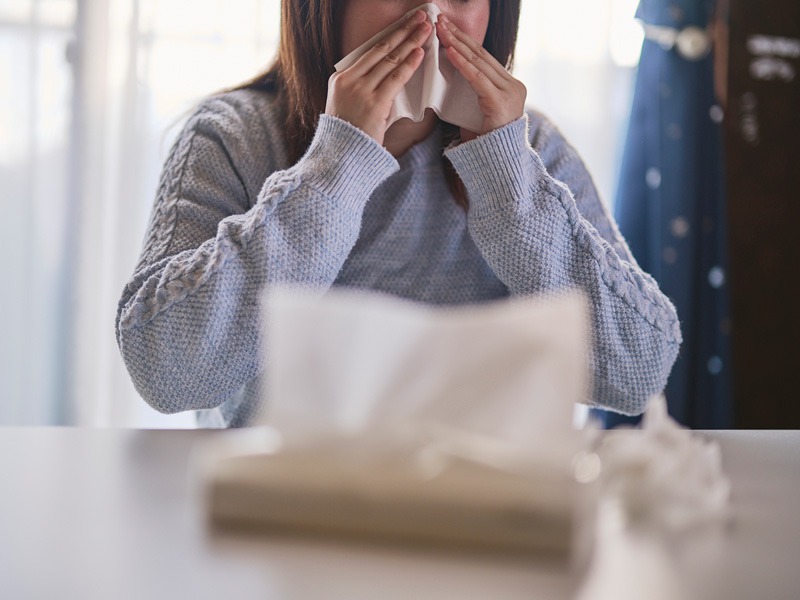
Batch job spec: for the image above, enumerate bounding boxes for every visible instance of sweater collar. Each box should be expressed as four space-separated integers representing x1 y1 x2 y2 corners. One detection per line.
395 122 445 170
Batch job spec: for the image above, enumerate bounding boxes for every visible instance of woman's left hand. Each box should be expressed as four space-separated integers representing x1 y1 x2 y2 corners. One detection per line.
435 14 527 143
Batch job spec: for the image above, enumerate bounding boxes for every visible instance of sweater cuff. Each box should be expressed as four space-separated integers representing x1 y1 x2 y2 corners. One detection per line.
444 115 534 216
301 114 399 207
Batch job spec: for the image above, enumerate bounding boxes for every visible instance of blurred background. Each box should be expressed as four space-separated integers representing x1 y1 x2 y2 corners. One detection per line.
1 0 648 427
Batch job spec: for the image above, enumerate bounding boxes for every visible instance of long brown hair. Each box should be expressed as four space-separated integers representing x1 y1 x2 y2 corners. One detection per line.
232 0 521 208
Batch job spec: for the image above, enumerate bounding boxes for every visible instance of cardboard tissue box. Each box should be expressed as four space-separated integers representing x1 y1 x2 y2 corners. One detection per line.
198 288 598 556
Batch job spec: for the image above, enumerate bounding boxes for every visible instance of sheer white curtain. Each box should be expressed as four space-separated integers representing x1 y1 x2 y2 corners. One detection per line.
0 0 641 427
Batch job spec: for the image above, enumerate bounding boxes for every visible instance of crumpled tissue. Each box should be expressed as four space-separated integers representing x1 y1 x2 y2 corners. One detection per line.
198 287 596 555
334 3 486 132
597 395 732 534
572 397 733 600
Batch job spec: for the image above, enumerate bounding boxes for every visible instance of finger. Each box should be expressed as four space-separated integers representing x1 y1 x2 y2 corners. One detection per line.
445 45 501 98
374 46 425 101
438 14 511 77
365 21 431 88
436 16 512 87
436 17 508 88
347 9 428 77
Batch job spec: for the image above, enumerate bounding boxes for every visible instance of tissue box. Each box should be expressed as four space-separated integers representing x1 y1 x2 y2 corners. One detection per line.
200 287 595 556
204 429 590 556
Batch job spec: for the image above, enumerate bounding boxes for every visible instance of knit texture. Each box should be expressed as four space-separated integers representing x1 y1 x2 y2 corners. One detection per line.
116 88 681 427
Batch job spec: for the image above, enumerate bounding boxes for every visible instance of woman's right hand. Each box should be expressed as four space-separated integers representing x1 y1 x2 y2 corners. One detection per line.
325 10 431 146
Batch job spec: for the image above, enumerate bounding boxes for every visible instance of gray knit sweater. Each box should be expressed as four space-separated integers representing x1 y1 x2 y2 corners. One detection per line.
115 88 681 427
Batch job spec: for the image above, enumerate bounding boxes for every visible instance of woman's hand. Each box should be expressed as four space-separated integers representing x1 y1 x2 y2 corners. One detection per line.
325 10 431 146
435 15 527 143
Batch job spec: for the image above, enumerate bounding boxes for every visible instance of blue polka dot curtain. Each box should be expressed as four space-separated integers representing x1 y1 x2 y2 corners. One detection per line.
602 0 732 428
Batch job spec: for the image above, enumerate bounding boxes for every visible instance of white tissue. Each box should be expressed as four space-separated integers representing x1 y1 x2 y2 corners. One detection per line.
262 287 590 448
334 3 485 132
571 399 731 600
597 396 732 534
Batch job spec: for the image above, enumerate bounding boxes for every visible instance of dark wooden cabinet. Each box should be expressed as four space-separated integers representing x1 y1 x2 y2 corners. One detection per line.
724 1 800 427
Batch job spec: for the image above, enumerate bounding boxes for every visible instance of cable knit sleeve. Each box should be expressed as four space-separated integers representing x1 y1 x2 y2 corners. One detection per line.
116 95 399 414
444 113 682 415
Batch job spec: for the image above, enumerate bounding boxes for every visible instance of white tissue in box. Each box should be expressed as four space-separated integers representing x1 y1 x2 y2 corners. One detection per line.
262 288 590 446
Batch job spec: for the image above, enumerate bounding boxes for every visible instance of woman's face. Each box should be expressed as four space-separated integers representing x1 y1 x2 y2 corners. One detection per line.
340 0 491 59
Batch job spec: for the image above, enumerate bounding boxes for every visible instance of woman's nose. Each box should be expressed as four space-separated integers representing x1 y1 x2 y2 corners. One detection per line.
409 1 446 21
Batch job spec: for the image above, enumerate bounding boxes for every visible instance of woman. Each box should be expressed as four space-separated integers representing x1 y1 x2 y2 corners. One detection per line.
116 0 681 427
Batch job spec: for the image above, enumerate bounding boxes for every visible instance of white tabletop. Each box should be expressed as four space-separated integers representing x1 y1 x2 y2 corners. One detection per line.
1 428 798 600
